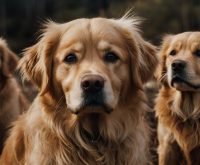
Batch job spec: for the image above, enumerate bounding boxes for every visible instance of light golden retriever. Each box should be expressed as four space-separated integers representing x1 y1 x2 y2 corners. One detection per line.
0 38 29 154
0 15 157 164
155 32 200 165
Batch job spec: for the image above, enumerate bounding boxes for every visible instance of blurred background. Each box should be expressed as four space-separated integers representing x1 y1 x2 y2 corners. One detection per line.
0 1 199 161
0 0 199 54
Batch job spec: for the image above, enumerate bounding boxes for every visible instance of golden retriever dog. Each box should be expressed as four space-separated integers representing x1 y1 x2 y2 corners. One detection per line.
155 32 200 165
0 15 157 165
0 38 29 154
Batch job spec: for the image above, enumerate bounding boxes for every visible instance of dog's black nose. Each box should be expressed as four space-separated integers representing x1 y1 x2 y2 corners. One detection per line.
81 75 104 93
172 60 186 71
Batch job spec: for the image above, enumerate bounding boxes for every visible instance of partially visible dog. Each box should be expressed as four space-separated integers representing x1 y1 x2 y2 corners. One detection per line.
155 32 200 165
0 15 158 165
0 38 29 153
144 80 159 165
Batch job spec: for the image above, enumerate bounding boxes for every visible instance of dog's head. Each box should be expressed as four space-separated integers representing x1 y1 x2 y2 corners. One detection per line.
157 32 200 91
19 16 157 114
0 38 18 89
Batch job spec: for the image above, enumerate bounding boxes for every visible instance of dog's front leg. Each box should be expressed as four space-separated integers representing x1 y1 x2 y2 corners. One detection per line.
158 123 186 165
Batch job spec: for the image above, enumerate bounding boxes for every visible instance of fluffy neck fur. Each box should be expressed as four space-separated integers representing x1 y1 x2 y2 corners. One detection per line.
38 90 149 164
158 87 200 154
155 86 200 165
171 90 200 121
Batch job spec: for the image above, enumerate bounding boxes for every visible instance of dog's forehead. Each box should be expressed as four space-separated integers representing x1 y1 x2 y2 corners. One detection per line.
59 18 125 47
187 33 200 47
170 32 200 49
169 33 189 47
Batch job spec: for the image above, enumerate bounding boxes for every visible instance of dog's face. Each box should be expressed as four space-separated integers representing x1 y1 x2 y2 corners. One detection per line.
54 19 129 114
19 17 157 114
157 32 200 91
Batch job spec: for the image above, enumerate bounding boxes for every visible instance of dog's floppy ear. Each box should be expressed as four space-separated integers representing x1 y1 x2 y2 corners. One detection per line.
115 14 158 86
6 48 19 73
155 34 172 84
136 34 158 84
0 38 19 76
18 21 60 94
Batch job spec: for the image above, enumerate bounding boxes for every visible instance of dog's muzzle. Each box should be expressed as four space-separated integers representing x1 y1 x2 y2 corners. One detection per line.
81 74 104 107
171 60 186 74
170 60 200 89
171 60 187 84
79 74 111 113
81 74 104 94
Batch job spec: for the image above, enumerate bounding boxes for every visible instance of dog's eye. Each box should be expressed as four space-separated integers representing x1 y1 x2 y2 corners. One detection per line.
194 49 200 57
64 53 77 64
104 52 119 63
169 50 176 56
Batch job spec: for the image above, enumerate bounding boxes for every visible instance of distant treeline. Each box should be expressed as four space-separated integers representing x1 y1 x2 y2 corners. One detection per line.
0 0 199 53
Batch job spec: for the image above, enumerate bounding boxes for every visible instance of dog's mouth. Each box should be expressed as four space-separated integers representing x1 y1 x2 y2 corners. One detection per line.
171 75 200 90
80 100 112 114
74 93 113 114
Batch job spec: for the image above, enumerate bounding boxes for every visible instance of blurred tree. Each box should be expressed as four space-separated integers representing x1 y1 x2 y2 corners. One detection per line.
0 0 199 53
86 0 110 17
132 0 200 43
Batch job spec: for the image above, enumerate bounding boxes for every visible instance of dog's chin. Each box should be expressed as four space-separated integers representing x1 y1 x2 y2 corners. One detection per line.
68 102 113 115
80 102 113 115
171 76 200 91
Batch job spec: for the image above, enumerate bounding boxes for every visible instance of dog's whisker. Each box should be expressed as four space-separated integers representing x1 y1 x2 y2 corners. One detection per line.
159 73 166 82
54 95 65 112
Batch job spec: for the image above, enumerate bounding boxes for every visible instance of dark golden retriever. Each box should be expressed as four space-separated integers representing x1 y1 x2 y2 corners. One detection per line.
0 38 29 154
0 15 157 164
156 32 200 165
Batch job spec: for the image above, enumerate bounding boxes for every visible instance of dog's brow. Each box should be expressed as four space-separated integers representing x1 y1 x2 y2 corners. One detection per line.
98 41 111 51
191 42 200 51
171 41 182 51
73 42 84 52
60 42 84 52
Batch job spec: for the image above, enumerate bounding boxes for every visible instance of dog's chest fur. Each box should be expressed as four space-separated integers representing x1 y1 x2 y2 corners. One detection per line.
23 102 148 165
156 87 200 159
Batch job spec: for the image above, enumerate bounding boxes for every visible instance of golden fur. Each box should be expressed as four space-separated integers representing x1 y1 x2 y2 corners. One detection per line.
144 80 159 164
156 32 200 165
0 38 29 153
0 15 157 165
